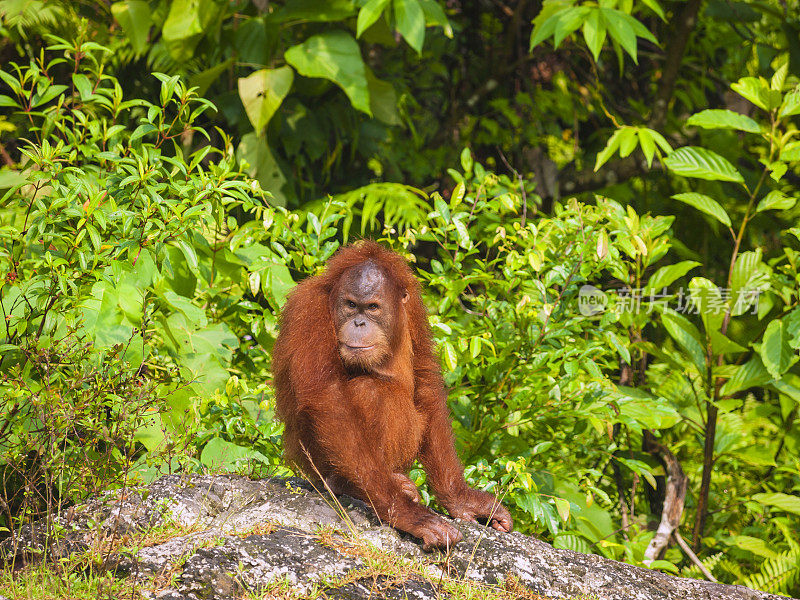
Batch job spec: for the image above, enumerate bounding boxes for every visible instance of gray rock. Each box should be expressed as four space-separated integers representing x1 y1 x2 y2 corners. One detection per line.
2 474 793 600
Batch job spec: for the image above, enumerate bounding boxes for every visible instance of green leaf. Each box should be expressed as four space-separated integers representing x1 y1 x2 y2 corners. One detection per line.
771 63 787 91
394 0 426 53
237 132 289 207
554 7 588 48
200 437 268 470
787 307 800 350
618 127 638 157
554 497 571 522
460 147 473 173
779 87 800 118
752 492 800 516
640 0 665 20
176 239 199 274
451 181 465 207
643 260 701 293
418 0 452 37
72 73 94 101
760 320 797 379
601 8 637 61
731 77 769 110
664 147 744 183
365 68 399 125
720 355 770 396
163 0 221 61
32 85 68 107
594 128 623 171
357 0 390 37
687 276 724 334
111 0 152 54
285 31 371 115
661 310 706 373
434 194 450 223
729 250 769 315
130 122 157 143
264 261 295 306
708 330 746 355
442 340 458 371
671 192 731 227
686 109 761 133
272 0 355 22
734 536 779 559
238 66 294 134
530 10 561 50
638 128 655 167
755 190 796 212
582 9 606 62
453 219 470 249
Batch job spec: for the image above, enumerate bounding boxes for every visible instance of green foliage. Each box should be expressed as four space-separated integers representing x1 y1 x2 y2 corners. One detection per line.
2 0 800 596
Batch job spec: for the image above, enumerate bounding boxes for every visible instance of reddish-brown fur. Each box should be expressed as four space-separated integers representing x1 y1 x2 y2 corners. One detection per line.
273 241 512 549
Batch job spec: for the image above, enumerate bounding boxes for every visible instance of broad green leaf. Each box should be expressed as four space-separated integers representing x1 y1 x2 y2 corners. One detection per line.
111 0 151 54
583 9 606 62
787 307 800 350
594 128 623 171
442 340 458 370
720 355 770 396
601 8 637 61
708 330 746 355
460 147 473 172
780 141 800 162
640 0 665 20
529 0 572 50
638 128 655 167
357 0 390 37
779 86 800 118
731 77 769 110
688 276 724 334
190 58 234 96
434 194 451 223
643 260 701 293
730 250 769 315
453 219 470 249
615 392 680 430
237 132 289 206
394 0 426 53
618 127 638 157
554 7 588 48
734 536 779 559
752 492 800 516
285 31 371 115
272 0 356 22
686 109 760 133
200 437 269 470
451 181 465 207
671 192 731 226
756 190 796 212
264 261 295 306
771 63 787 91
31 85 68 107
418 0 452 37
176 239 199 274
554 497 571 522
163 0 221 61
760 320 797 379
366 68 399 125
238 66 294 134
664 147 744 183
661 310 706 373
